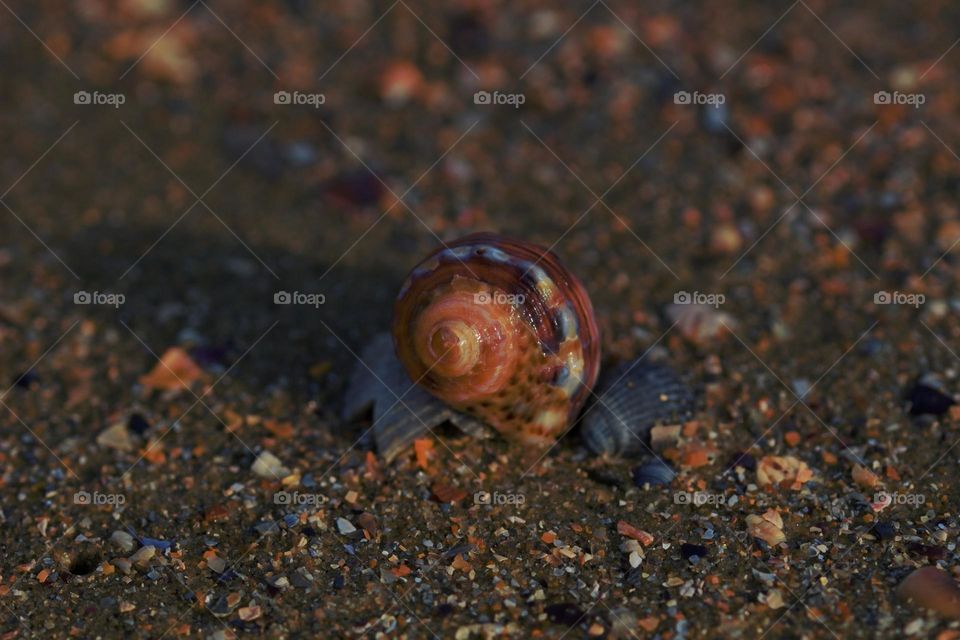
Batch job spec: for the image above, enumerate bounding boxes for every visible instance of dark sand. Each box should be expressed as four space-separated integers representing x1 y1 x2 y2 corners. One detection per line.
2 1 960 638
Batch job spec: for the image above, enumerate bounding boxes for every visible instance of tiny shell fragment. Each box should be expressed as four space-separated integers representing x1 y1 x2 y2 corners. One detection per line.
617 520 654 546
852 464 882 489
746 510 786 546
757 455 813 490
139 347 203 391
97 422 134 452
251 451 290 479
666 303 735 345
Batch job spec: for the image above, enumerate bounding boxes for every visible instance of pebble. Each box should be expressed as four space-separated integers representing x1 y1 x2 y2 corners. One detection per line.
336 517 357 536
207 555 226 573
873 521 896 541
267 574 290 589
127 413 151 435
110 530 136 553
291 567 314 589
356 512 380 537
208 595 235 617
728 452 756 470
251 451 290 479
129 545 156 567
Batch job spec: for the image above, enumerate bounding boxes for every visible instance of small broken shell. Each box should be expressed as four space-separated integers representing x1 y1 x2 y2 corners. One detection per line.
581 360 695 457
342 333 493 462
631 459 677 487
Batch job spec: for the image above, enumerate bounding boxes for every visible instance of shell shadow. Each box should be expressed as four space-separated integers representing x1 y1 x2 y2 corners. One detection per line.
56 221 404 404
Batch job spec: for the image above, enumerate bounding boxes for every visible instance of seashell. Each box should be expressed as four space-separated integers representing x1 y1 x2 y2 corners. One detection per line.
631 459 677 487
392 233 600 448
581 361 695 457
342 333 493 463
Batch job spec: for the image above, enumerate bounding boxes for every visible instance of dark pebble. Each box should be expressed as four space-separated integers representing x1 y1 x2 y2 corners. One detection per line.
332 574 345 589
11 371 37 389
907 377 955 416
873 521 895 541
680 543 708 561
128 413 151 435
728 452 756 471
631 459 676 487
545 602 585 627
625 566 645 588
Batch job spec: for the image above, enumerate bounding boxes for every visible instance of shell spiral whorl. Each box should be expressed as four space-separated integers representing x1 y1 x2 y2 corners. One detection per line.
392 233 600 447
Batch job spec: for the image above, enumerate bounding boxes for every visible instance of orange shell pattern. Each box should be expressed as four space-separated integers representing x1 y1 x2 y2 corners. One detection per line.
392 233 601 447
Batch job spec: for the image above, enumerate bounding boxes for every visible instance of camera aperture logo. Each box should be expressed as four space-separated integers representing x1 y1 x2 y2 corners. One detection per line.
274 90 326 108
874 91 925 108
673 290 725 308
74 491 126 506
274 491 325 506
274 291 326 308
74 90 126 109
474 490 525 506
674 90 725 106
74 290 125 308
473 291 525 306
874 290 924 308
473 90 525 109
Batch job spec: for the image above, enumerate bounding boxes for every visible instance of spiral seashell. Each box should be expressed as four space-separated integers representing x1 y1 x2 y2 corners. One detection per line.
392 233 600 447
